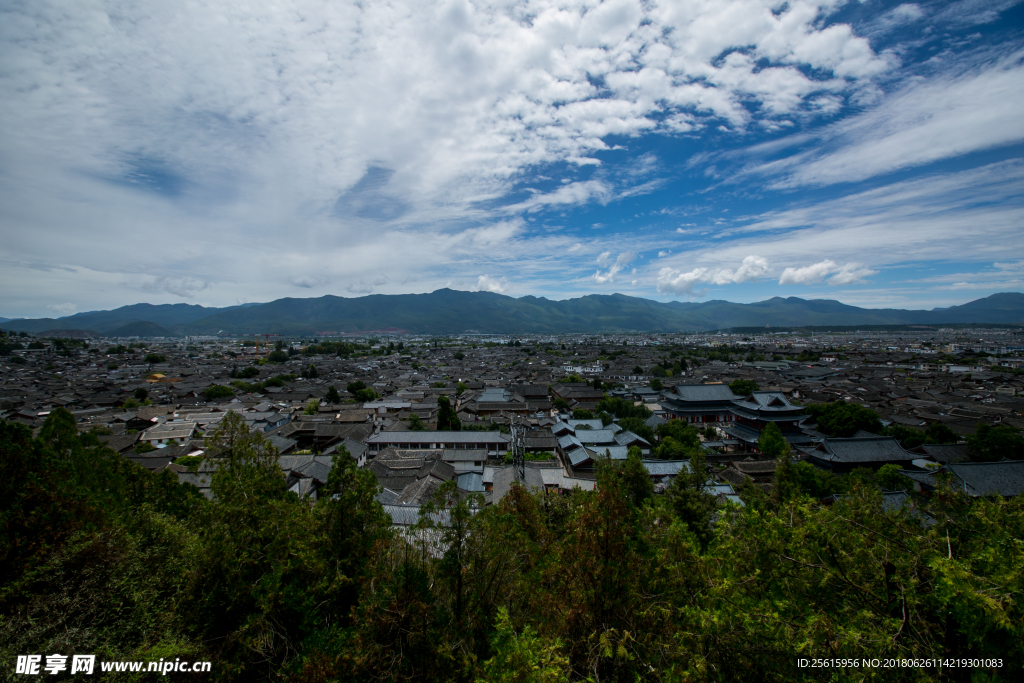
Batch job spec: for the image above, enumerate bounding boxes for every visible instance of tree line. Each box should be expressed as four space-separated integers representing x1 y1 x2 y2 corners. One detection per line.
1 409 1021 681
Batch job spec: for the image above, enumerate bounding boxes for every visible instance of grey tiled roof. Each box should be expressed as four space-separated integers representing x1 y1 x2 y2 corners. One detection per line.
614 430 650 447
394 476 442 505
671 384 737 402
490 465 544 503
576 429 617 445
947 461 1024 497
366 431 510 445
567 418 604 430
917 443 971 463
815 436 915 464
641 459 690 476
457 472 485 492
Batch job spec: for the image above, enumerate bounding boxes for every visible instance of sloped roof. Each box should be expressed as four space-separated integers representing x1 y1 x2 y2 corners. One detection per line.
491 465 545 503
614 430 650 447
948 461 1024 497
567 418 605 431
641 459 689 476
816 436 915 464
366 430 510 444
576 429 618 445
394 476 442 505
672 384 737 402
917 443 971 464
457 472 485 492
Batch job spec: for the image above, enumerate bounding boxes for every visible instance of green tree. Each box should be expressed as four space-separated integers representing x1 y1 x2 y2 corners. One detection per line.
757 421 790 459
620 446 653 509
805 400 882 437
571 408 593 419
967 423 1024 461
453 351 465 360
595 397 652 421
408 414 426 431
478 608 570 683
876 463 912 491
318 443 392 616
145 353 166 363
419 480 484 633
761 422 799 503
346 380 367 394
324 385 342 405
883 422 960 449
656 420 700 450
437 395 461 431
729 379 760 395
203 384 235 400
134 387 148 400
304 398 321 415
666 449 716 548
650 378 663 391
355 387 379 402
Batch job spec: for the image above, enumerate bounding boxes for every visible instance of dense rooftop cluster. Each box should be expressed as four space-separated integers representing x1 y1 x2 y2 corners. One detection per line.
2 326 1023 508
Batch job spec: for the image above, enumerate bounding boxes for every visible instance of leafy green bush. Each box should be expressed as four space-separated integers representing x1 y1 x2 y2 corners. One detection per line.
729 379 760 395
804 400 882 437
202 385 235 400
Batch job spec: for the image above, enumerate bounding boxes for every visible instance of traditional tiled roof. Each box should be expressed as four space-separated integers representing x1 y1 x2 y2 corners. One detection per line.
915 443 971 464
947 461 1024 497
641 460 690 476
671 384 737 402
366 430 510 445
813 436 915 464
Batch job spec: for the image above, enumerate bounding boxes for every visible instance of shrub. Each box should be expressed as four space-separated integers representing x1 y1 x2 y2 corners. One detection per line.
203 385 236 400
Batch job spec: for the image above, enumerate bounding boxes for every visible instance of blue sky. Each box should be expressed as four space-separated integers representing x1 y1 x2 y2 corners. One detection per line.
1 0 1023 318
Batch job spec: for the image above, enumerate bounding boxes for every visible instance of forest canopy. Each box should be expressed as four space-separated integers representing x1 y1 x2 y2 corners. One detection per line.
1 409 1021 681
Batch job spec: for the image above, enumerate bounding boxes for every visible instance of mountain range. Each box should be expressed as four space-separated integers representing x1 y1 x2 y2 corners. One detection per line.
2 291 1023 336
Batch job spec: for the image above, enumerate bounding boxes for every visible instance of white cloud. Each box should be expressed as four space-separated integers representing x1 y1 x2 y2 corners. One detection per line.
779 259 876 285
657 255 769 295
0 0 891 235
690 160 1024 275
476 275 510 294
657 266 709 296
779 259 839 284
291 276 322 289
593 251 636 284
46 303 77 316
346 281 374 294
505 181 612 213
745 51 1024 188
142 277 210 298
709 255 770 285
829 263 877 285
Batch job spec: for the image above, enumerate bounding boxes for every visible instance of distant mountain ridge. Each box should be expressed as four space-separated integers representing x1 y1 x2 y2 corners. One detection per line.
3 291 1023 336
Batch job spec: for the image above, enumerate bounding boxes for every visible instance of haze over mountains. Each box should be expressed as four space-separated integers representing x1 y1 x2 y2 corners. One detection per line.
3 291 1023 337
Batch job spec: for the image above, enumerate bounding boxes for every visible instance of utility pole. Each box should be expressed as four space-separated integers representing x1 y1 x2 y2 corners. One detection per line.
510 417 526 483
